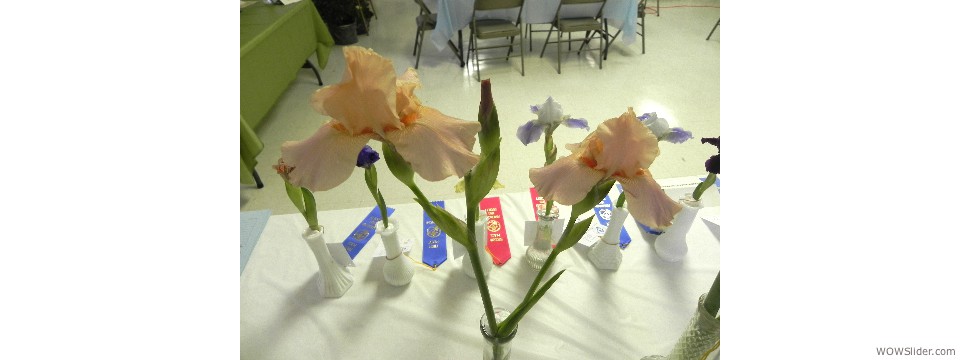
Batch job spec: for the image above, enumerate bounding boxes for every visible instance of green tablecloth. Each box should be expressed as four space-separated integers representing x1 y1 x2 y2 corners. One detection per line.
240 0 335 184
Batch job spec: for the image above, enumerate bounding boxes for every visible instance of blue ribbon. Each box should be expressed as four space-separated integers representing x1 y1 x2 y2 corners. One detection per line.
422 201 448 268
342 206 395 259
594 194 632 249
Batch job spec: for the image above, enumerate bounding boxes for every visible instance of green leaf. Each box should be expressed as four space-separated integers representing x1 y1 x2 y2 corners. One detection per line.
413 196 469 247
555 216 595 252
302 187 320 231
466 143 501 207
382 143 416 188
570 179 616 220
283 180 306 214
496 269 566 337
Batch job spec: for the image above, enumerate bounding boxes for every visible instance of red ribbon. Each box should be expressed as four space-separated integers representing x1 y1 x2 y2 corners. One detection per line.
480 197 511 265
529 187 547 220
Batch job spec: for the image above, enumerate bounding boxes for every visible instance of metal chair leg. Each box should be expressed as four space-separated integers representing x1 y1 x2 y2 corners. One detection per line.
539 28 553 58
302 60 322 86
706 19 720 40
520 31 525 76
252 169 264 189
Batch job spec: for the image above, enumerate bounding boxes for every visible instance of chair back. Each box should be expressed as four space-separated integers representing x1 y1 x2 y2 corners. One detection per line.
474 0 523 11
414 0 432 15
561 0 603 4
555 0 606 20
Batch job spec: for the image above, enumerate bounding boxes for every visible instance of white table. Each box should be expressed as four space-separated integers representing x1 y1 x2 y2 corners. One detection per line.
426 0 639 52
240 177 719 359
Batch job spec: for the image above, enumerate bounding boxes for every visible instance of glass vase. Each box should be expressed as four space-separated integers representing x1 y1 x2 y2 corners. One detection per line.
654 194 703 262
588 207 629 270
301 227 354 298
524 209 558 270
480 308 517 360
641 294 720 360
378 219 415 286
464 214 492 279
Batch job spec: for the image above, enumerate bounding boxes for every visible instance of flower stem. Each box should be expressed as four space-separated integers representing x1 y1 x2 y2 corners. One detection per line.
692 172 716 201
522 216 576 303
615 191 626 208
364 166 389 227
541 130 557 216
704 271 720 318
467 204 499 335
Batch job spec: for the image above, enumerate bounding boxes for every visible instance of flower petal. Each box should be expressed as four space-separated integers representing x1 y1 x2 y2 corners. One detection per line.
618 172 682 230
385 106 481 181
705 154 720 174
516 121 544 145
529 155 605 205
589 108 660 177
310 46 402 136
396 68 422 122
662 127 693 143
562 117 590 130
536 97 564 125
281 122 373 192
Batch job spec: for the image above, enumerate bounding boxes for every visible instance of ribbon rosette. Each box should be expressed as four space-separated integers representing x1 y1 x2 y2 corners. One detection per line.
281 46 482 192
529 108 682 230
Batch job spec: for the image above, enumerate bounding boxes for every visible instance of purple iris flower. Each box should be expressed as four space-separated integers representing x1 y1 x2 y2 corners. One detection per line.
356 145 380 169
517 97 590 145
702 137 719 174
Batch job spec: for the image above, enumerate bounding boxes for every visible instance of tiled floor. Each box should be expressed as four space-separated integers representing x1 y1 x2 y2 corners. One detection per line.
240 0 720 214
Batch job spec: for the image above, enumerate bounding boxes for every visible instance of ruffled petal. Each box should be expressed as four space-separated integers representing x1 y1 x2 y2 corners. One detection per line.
536 97 564 125
281 122 373 192
395 68 422 122
384 106 481 181
590 108 660 177
529 155 605 205
516 121 544 145
619 172 682 230
310 46 402 136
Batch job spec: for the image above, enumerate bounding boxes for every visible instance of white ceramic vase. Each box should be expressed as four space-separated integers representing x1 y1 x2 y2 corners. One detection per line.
378 219 415 286
464 214 492 279
588 207 629 270
301 227 354 298
654 194 703 262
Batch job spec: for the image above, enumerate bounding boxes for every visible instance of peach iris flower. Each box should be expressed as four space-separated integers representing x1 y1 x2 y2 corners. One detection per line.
281 46 482 192
529 108 682 230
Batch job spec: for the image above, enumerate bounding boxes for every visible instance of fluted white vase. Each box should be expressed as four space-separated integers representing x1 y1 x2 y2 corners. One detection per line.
301 227 353 298
378 219 415 286
654 194 703 262
464 214 492 279
588 207 629 270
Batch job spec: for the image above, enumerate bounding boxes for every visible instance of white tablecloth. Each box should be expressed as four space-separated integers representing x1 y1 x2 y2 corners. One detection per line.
426 0 639 51
240 177 719 359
